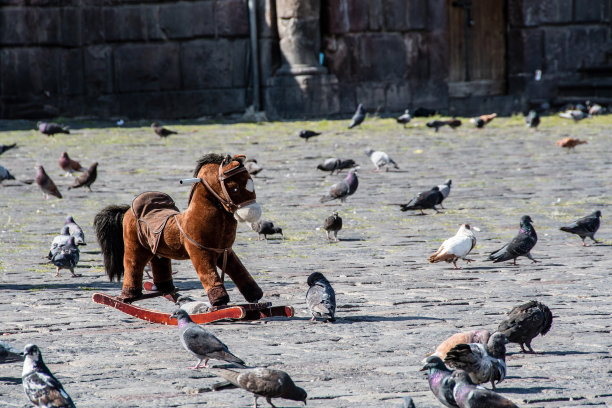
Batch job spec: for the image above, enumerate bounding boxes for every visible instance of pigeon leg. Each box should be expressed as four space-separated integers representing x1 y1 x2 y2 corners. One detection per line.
257 234 262 241
439 203 445 209
526 342 536 354
265 396 277 408
385 167 389 172
519 343 527 353
69 268 79 277
526 253 538 263
420 210 425 215
189 359 206 369
433 207 441 214
310 316 317 322
592 238 601 244
87 186 92 192
334 231 339 242
55 267 61 277
491 379 496 390
513 258 517 265
452 261 461 270
326 231 330 240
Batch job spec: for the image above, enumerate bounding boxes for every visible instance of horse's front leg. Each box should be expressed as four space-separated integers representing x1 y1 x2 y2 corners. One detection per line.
149 256 176 294
185 246 229 306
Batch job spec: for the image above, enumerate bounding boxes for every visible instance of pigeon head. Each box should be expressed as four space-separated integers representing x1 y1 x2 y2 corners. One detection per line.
307 272 329 287
520 215 534 225
445 179 452 186
487 332 509 357
170 309 193 324
61 225 70 235
431 186 440 191
150 122 160 128
61 152 69 159
357 104 364 112
332 211 339 217
65 215 75 224
23 344 42 363
594 210 602 218
420 356 449 372
364 148 374 157
273 227 283 235
283 385 307 405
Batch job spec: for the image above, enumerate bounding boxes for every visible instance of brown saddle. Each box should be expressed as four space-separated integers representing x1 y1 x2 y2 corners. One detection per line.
132 191 180 254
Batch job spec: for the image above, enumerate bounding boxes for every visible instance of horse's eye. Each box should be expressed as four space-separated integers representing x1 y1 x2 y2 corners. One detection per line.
233 188 238 192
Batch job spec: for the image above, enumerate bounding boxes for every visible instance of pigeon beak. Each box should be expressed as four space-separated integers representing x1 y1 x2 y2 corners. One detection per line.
472 226 481 232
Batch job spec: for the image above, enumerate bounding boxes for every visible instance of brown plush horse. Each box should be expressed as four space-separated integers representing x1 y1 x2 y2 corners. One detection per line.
94 153 264 306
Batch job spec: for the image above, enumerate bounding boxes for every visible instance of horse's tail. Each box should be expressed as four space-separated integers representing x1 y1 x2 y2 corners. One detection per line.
94 204 130 282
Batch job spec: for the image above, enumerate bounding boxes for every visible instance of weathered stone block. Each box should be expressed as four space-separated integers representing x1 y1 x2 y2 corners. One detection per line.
543 27 570 73
104 5 162 41
159 1 214 39
60 7 81 47
215 0 249 37
368 0 382 31
574 0 609 22
113 43 180 92
507 29 544 75
411 79 447 111
181 39 248 89
382 0 427 31
258 37 281 83
324 0 349 34
264 74 339 118
539 0 573 24
347 0 369 32
426 0 445 31
356 34 406 81
323 35 354 82
385 83 411 111
276 0 319 19
84 45 113 95
403 32 428 79
81 7 105 44
59 48 83 96
1 48 60 96
0 8 31 44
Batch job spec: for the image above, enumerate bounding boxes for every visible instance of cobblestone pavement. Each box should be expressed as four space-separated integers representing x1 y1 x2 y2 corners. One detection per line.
0 115 610 407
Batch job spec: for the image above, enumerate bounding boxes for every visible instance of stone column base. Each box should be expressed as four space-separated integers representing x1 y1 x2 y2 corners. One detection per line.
264 73 340 118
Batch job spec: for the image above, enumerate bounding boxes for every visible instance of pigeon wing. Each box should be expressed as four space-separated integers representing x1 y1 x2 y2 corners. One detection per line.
181 324 244 365
489 233 535 262
306 281 336 319
23 370 75 408
238 368 285 397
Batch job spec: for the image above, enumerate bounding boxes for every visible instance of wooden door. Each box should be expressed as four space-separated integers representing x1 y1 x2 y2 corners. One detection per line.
448 0 507 97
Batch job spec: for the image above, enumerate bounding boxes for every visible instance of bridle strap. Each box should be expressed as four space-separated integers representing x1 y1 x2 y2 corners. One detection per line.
198 162 256 213
174 215 231 283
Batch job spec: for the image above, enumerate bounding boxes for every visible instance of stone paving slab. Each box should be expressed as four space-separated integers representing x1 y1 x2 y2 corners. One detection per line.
0 116 610 407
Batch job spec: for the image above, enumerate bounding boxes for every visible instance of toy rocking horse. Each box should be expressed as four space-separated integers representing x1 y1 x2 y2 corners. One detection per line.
93 153 293 324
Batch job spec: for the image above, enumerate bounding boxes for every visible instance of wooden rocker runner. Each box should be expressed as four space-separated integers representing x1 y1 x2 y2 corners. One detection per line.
92 153 294 324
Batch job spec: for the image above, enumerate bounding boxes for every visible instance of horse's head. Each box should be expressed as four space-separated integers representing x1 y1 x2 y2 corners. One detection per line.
194 153 261 223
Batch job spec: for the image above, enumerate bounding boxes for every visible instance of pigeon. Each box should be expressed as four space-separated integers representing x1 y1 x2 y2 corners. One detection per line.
64 216 86 245
497 300 553 354
556 137 587 150
428 330 491 360
22 344 76 408
211 367 307 408
488 215 537 265
169 309 246 369
68 161 98 191
420 356 458 408
426 119 462 132
306 272 336 322
437 179 452 208
560 210 602 246
0 142 17 156
244 159 263 176
298 130 321 141
397 109 412 128
586 101 604 115
470 113 497 128
37 121 70 136
320 168 359 203
444 332 508 390
316 158 357 175
58 152 85 176
251 220 283 240
151 122 177 137
401 396 416 408
35 165 62 199
364 148 399 171
0 341 23 364
323 211 342 241
413 107 437 117
525 110 540 129
429 224 477 269
400 186 443 215
451 370 519 408
48 227 80 277
559 109 589 121
348 103 366 129
0 164 16 184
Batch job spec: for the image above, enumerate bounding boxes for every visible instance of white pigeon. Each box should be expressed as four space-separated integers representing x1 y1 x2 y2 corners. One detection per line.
364 148 399 172
429 224 477 269
559 109 589 121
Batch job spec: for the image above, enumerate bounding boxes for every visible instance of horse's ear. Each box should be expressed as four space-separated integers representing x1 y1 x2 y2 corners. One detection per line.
232 154 246 164
222 155 232 165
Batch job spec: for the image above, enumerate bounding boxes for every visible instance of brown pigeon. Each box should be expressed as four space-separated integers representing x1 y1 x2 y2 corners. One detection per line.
211 367 307 408
35 165 62 199
497 300 553 353
556 137 587 150
58 152 85 176
428 329 491 360
68 162 98 191
470 113 497 128
323 211 342 241
151 122 177 137
37 122 69 136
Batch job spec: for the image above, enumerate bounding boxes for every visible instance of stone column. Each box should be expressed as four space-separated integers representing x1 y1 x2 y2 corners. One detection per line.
275 0 326 75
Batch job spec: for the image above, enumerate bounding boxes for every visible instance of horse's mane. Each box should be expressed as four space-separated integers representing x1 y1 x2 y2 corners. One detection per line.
193 153 226 177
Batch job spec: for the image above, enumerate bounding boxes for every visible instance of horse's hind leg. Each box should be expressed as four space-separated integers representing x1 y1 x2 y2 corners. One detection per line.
121 224 153 301
150 256 175 294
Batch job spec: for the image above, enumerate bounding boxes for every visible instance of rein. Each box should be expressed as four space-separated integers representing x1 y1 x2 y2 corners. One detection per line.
197 162 256 213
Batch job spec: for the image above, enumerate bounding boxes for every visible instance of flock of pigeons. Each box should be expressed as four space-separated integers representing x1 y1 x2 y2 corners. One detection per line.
0 103 606 407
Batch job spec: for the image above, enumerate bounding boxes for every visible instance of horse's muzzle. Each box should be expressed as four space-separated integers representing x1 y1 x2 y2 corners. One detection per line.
234 202 262 223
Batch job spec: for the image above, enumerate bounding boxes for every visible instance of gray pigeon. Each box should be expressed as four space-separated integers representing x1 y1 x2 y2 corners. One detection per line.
0 142 17 156
316 158 357 175
306 272 336 322
64 216 86 245
400 187 443 215
451 370 519 408
560 210 602 246
151 122 177 137
244 159 263 176
444 332 508 390
397 109 411 128
211 367 307 408
0 341 23 364
251 220 283 240
0 164 16 183
68 161 97 191
365 148 399 171
488 215 537 264
320 169 358 203
48 227 80 277
169 309 245 369
299 130 321 141
420 356 458 408
497 300 553 353
348 104 366 129
37 122 69 136
525 110 540 129
22 344 76 408
35 165 62 199
437 179 452 208
401 397 416 408
323 211 342 241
